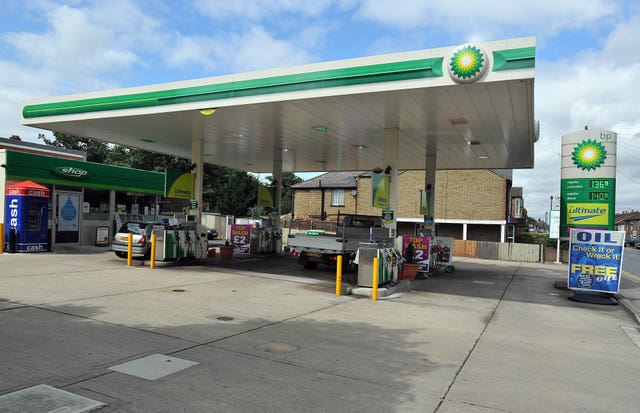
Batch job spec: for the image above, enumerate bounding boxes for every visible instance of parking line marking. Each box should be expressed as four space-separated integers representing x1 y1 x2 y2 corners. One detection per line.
622 270 640 283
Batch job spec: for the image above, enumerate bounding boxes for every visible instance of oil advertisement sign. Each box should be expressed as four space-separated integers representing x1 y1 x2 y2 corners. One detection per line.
568 229 624 293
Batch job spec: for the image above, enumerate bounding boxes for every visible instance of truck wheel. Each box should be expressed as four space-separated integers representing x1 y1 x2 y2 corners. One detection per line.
302 261 318 269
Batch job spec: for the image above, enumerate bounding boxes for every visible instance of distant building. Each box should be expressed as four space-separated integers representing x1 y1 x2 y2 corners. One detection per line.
292 169 525 242
615 211 640 238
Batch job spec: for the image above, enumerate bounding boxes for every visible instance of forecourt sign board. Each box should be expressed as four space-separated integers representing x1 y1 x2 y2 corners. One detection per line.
560 129 616 239
568 229 624 293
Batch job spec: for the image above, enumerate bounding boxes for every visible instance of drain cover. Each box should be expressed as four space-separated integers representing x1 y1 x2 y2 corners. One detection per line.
217 316 234 321
253 342 300 354
108 353 198 380
0 384 105 413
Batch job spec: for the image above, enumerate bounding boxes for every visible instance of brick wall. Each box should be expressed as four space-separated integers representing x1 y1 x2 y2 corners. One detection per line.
357 170 506 220
293 188 357 219
294 169 507 221
435 170 506 220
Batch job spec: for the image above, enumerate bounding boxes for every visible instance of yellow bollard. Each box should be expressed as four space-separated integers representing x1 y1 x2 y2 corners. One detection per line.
127 233 133 266
0 223 4 254
336 255 343 296
149 233 156 269
372 257 379 301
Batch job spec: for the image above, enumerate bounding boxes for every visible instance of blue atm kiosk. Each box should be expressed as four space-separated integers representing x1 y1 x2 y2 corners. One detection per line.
4 180 49 252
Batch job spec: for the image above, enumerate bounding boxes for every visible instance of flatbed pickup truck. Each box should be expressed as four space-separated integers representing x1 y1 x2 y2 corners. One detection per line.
287 214 382 269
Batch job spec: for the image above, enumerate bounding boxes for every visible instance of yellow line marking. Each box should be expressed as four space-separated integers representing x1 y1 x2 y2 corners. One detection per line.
622 270 640 283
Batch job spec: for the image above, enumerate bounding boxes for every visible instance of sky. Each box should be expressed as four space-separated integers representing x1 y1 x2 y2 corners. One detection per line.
1 0 639 220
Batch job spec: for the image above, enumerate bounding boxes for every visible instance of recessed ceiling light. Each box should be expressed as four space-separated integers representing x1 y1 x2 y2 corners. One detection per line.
467 140 481 146
478 155 489 159
226 132 245 138
353 144 367 149
313 126 329 133
281 147 291 152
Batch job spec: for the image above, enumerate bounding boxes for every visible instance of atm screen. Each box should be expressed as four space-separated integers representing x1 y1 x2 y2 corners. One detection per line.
28 210 42 231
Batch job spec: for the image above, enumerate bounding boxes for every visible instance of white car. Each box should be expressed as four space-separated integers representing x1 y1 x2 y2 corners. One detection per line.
112 221 160 259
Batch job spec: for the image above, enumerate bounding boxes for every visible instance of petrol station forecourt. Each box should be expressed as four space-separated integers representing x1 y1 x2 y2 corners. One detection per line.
3 36 640 413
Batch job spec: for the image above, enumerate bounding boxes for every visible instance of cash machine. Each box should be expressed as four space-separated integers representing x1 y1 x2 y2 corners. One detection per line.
4 180 49 253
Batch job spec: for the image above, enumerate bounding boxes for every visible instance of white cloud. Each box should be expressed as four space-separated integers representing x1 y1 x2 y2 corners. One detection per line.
226 26 315 72
514 9 640 218
193 0 342 21
2 1 161 93
356 0 622 41
164 26 315 73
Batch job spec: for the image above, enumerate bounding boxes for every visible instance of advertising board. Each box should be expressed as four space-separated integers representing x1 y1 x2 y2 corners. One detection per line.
568 229 624 293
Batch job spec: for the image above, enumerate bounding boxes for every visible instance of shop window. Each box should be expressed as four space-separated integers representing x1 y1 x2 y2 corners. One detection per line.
84 188 111 219
331 189 345 206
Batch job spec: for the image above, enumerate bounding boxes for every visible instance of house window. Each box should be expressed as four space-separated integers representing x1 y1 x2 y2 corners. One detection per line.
331 189 345 206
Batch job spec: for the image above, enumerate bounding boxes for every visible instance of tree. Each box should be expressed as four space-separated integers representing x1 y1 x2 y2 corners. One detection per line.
38 132 110 163
213 169 260 216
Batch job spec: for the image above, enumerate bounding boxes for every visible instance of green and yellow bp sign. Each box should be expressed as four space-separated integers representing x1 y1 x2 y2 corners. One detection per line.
560 130 616 239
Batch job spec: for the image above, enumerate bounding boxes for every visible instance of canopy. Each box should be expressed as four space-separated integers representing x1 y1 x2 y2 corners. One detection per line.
22 37 536 175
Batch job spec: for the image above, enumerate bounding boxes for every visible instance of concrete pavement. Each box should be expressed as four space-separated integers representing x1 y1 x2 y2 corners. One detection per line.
1 250 639 412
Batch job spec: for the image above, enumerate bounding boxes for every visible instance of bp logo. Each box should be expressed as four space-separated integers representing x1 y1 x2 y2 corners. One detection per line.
448 45 488 83
571 139 607 170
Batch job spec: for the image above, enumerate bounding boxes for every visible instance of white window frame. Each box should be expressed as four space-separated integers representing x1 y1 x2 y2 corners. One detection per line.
331 189 345 206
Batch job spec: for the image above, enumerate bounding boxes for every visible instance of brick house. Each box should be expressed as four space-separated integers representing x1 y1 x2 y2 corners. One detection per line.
291 169 522 242
615 211 640 238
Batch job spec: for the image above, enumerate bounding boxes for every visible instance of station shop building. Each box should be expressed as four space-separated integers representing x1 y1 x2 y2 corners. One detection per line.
1 137 165 250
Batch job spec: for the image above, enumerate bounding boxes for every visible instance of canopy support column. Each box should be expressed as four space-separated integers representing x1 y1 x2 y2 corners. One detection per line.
272 159 283 213
191 129 204 223
424 152 436 238
383 128 399 236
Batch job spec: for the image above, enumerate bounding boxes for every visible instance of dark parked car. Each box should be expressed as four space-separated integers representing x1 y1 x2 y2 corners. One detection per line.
112 221 161 258
625 237 637 247
207 228 218 240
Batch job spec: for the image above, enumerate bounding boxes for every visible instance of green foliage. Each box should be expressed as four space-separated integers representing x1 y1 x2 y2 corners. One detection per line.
211 169 260 216
38 132 110 163
248 205 264 219
515 231 569 248
515 231 547 245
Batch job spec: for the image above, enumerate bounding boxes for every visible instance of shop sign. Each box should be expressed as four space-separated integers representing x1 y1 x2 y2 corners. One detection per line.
52 166 89 179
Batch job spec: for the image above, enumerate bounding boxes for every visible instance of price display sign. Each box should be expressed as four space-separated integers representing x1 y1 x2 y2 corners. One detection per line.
560 130 616 239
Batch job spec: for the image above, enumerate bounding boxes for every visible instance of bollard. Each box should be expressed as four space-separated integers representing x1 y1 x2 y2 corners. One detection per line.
0 223 4 254
9 228 16 253
372 257 379 301
336 255 343 296
149 233 156 269
127 233 133 266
